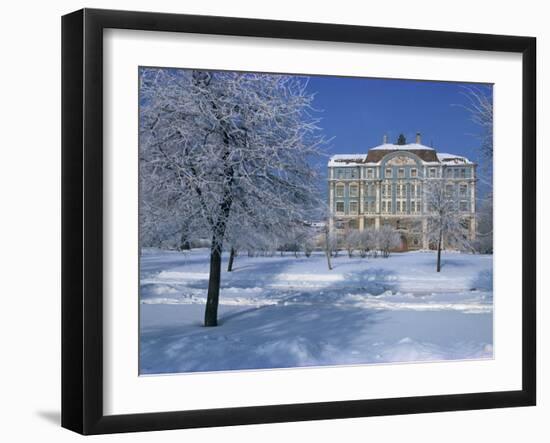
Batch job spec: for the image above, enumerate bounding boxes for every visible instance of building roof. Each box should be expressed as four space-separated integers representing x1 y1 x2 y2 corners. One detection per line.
436 152 473 164
328 141 472 166
328 154 368 167
365 148 439 163
369 142 434 151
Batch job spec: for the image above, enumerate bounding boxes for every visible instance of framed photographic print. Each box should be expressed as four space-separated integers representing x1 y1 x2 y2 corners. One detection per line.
61 8 536 435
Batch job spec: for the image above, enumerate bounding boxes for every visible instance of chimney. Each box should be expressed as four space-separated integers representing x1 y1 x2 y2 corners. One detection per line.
416 132 421 144
383 134 388 144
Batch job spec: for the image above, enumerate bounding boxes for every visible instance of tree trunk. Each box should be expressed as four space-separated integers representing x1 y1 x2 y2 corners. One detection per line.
203 144 233 326
436 229 442 272
227 247 236 272
324 229 333 270
204 237 223 326
325 248 333 270
201 93 235 327
179 230 191 251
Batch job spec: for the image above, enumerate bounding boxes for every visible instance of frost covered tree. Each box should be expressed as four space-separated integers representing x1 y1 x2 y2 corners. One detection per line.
224 213 290 271
356 227 376 258
343 229 360 258
139 163 207 250
461 86 493 170
473 197 493 254
321 223 335 270
424 179 472 271
462 86 493 254
377 225 401 258
139 68 325 326
281 222 314 258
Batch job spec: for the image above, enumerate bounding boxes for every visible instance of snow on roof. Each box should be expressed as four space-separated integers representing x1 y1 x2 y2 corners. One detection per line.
437 153 472 164
328 153 367 167
330 154 366 160
370 143 435 151
327 145 472 167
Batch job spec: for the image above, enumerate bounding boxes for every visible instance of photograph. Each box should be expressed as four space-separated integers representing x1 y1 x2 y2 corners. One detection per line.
138 67 494 375
0 0 544 439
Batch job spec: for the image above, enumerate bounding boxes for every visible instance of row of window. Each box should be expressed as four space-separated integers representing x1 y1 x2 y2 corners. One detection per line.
332 167 471 180
335 200 471 214
334 167 418 179
447 183 469 197
333 168 360 180
381 200 422 213
385 167 418 179
335 182 469 198
445 168 470 178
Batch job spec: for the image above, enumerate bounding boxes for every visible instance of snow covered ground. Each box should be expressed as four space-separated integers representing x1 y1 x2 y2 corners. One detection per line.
139 249 493 374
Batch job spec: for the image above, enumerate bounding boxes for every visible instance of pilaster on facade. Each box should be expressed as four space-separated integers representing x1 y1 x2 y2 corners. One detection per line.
422 218 429 249
471 179 476 213
327 138 476 251
469 216 477 241
375 181 381 213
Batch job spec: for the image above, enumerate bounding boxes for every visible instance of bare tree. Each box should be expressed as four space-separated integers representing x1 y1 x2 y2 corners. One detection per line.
356 227 376 258
475 197 493 254
424 179 472 271
461 86 493 168
225 215 287 271
139 68 325 326
322 224 335 270
377 225 401 258
139 167 207 251
460 86 493 254
342 229 360 258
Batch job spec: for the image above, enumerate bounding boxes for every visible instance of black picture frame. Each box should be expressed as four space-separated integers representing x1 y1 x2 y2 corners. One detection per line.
62 8 536 435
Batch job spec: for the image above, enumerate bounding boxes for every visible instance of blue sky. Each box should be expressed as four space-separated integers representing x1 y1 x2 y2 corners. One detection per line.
140 67 492 196
306 76 491 163
305 75 492 197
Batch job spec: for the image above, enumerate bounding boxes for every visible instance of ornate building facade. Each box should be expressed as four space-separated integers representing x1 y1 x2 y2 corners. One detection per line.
328 134 476 250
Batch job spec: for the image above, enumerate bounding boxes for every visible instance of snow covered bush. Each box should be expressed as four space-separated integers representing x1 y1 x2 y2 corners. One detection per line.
342 230 360 258
357 227 377 258
377 225 401 258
